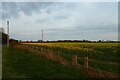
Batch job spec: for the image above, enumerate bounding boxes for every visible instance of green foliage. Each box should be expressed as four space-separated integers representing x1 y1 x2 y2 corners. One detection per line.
2 47 87 78
25 42 119 74
29 42 119 63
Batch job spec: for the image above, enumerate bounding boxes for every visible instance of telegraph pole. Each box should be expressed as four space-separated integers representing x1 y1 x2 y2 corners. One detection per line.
7 21 9 47
42 30 43 42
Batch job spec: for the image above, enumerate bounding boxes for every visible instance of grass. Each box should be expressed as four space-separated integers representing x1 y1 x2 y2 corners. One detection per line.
77 57 119 74
21 42 120 74
88 61 119 73
2 46 88 78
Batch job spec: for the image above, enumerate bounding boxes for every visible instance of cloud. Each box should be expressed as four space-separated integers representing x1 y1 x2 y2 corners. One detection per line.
1 2 54 20
2 2 19 19
54 15 69 20
1 2 118 41
36 18 48 24
1 0 119 2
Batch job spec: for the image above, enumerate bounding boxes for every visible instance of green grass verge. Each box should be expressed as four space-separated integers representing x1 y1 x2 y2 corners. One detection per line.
77 58 119 74
2 47 88 78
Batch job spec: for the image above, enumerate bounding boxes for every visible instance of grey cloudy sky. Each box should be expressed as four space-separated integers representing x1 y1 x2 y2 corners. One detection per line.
1 2 118 41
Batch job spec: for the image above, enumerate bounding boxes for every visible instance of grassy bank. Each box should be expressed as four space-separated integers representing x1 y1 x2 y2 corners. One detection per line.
21 43 119 75
2 47 87 78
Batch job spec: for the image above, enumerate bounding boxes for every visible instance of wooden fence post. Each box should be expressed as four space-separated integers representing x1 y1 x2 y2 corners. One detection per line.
57 52 62 63
72 54 78 66
41 48 43 52
35 46 38 49
84 56 88 68
57 52 60 62
48 52 53 60
29 46 32 52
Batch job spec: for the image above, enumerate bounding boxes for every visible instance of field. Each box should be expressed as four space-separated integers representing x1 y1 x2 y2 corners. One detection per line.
3 42 120 78
23 43 120 73
24 42 119 62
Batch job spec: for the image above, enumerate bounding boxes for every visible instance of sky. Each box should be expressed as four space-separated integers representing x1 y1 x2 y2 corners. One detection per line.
0 1 118 41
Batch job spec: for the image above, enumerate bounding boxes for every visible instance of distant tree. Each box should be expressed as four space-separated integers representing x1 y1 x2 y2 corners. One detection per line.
9 38 19 47
38 40 42 42
83 39 86 42
19 40 22 42
30 40 33 42
98 40 101 42
9 38 18 43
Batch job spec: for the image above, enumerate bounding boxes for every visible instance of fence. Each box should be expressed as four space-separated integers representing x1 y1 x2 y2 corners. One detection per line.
14 44 120 78
14 44 89 68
